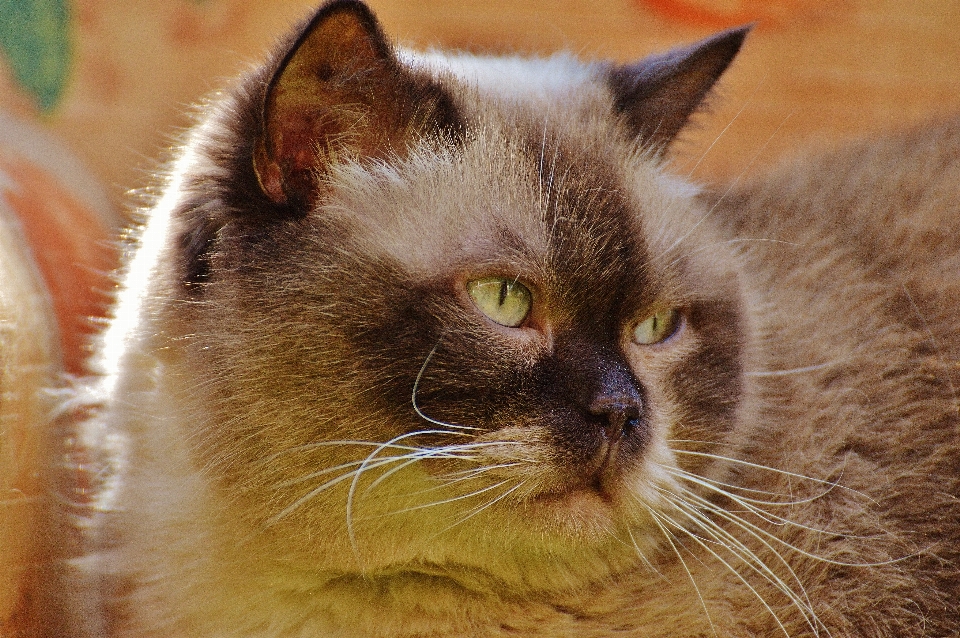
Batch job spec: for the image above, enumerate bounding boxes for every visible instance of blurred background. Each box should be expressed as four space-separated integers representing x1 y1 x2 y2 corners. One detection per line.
3 0 959 209
0 0 958 631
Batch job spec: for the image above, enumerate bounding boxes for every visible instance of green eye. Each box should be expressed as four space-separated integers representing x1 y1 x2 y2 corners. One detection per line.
633 308 680 345
467 277 532 328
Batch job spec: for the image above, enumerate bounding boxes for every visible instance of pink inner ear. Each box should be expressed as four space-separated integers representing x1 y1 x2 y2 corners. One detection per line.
254 141 288 204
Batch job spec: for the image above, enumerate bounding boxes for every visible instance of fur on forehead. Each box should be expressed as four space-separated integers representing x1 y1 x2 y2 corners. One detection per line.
398 49 604 112
315 75 701 285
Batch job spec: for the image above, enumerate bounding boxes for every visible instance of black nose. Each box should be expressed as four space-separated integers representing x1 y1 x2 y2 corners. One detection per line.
584 349 645 444
589 397 642 443
550 339 647 449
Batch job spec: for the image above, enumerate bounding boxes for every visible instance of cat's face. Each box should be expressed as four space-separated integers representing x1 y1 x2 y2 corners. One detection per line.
166 0 747 590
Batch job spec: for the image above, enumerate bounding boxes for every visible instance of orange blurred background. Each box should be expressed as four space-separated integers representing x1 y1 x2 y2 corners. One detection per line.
2 0 958 212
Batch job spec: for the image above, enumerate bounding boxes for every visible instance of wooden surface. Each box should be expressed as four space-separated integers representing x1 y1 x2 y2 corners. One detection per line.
1 0 958 211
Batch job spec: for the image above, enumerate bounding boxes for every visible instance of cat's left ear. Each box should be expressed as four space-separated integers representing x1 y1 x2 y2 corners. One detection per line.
608 26 750 153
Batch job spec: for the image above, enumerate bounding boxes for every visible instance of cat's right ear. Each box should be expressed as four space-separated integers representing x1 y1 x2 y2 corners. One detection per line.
608 26 750 153
252 0 456 210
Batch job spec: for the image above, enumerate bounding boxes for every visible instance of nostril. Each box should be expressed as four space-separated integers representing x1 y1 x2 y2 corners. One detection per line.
591 402 642 443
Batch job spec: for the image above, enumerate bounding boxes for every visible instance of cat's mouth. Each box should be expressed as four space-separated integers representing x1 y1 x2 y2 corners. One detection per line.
592 437 624 490
557 431 624 498
558 406 646 497
414 412 646 516
525 465 631 526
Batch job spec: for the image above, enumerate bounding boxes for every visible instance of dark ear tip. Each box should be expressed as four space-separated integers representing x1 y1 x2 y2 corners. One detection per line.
275 0 389 82
699 23 752 58
255 0 390 209
607 22 753 153
728 22 756 37
312 0 374 17
299 0 384 45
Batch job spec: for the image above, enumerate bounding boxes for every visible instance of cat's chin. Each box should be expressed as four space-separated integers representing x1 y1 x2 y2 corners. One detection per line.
301 479 651 594
514 490 625 544
519 481 649 539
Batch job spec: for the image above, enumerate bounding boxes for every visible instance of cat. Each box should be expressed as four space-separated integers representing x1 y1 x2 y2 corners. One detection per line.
48 0 960 635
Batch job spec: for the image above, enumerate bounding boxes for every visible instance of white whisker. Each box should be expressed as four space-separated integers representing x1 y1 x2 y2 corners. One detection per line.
390 463 525 501
657 110 794 261
266 455 402 526
644 504 718 637
656 487 824 636
671 449 872 501
274 457 380 489
676 479 905 568
745 360 845 377
685 77 766 178
369 479 515 519
412 338 481 431
346 428 476 561
259 439 463 465
648 503 796 638
431 481 523 538
438 461 524 482
360 441 520 495
666 465 840 508
627 528 669 583
362 454 431 496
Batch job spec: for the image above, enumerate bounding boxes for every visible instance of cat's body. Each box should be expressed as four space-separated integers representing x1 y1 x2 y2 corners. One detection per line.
56 1 959 636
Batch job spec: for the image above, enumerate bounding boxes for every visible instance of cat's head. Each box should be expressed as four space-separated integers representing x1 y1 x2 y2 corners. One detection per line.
161 0 748 591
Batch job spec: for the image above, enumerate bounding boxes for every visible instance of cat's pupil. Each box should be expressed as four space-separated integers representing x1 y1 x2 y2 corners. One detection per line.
466 277 532 327
634 309 678 345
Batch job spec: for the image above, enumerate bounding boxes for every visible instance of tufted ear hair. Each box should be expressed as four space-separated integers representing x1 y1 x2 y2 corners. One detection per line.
253 0 459 210
607 26 750 154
